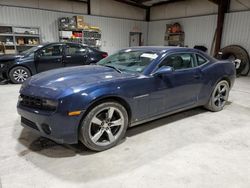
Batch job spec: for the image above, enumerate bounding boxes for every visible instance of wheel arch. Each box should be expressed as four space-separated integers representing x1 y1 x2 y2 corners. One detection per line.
219 76 231 88
77 95 132 138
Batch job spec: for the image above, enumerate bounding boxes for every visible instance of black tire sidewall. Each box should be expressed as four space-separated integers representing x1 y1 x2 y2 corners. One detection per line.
9 66 31 84
207 80 229 112
219 45 249 75
80 101 128 151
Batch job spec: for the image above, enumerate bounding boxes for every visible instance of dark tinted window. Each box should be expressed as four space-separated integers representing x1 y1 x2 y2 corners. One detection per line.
40 45 63 57
65 45 87 55
196 54 207 66
160 53 194 70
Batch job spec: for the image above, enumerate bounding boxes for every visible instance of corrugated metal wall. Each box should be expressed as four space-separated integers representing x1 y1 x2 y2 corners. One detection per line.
222 11 250 53
148 15 217 54
1 5 250 56
148 11 250 55
0 6 148 54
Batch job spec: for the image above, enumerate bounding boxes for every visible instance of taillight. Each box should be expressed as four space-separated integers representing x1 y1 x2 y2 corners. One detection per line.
102 53 108 58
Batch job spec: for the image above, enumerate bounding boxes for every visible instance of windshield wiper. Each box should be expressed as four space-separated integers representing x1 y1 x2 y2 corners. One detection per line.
102 65 122 73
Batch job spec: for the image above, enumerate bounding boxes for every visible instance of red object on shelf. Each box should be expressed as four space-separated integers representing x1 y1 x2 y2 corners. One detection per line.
73 31 82 38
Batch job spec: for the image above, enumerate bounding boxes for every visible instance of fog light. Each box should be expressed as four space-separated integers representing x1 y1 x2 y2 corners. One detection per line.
41 123 51 135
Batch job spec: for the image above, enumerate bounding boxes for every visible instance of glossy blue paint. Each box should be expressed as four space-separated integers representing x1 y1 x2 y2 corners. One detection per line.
17 47 236 144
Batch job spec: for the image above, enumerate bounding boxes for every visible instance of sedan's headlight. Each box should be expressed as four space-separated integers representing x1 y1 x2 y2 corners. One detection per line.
0 64 5 69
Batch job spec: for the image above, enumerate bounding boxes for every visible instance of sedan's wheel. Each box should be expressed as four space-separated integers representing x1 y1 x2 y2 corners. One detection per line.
80 101 128 151
205 80 230 112
9 66 31 84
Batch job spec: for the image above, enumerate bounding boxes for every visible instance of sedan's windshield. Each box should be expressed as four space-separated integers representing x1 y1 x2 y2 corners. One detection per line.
20 44 44 55
97 50 158 73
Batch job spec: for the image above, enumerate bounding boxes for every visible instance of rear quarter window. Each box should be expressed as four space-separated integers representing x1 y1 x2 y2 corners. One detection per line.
196 54 208 66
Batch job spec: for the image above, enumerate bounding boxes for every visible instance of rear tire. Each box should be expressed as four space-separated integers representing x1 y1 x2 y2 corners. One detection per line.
205 80 230 112
79 101 128 151
9 66 31 84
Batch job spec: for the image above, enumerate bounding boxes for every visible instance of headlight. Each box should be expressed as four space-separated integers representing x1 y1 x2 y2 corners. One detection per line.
18 95 23 103
42 99 58 111
0 64 5 69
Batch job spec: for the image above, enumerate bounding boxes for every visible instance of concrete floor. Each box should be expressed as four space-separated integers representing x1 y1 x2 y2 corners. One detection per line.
0 77 250 188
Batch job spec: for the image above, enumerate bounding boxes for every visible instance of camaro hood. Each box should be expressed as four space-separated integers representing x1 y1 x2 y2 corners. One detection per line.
21 65 136 99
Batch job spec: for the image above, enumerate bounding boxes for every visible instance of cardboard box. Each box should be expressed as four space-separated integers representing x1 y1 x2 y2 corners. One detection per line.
5 49 16 54
17 38 25 45
75 16 85 29
59 31 72 38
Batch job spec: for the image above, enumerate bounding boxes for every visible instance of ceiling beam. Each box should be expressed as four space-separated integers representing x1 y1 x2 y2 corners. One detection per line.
68 0 88 3
115 0 148 9
151 0 185 7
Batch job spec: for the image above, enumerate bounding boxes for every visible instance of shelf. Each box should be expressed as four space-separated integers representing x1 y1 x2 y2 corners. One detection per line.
14 33 39 37
0 25 41 54
16 44 38 47
168 32 184 35
4 44 15 47
0 33 13 36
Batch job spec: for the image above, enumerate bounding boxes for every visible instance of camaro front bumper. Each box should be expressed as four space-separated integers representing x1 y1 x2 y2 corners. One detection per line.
17 104 84 144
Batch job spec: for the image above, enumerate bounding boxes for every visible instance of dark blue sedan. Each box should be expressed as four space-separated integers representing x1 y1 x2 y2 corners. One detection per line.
0 42 108 84
17 47 236 151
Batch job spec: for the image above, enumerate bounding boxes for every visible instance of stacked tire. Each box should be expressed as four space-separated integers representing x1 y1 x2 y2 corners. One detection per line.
217 45 250 76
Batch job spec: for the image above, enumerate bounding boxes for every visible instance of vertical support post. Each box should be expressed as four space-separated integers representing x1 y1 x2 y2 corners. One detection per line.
214 0 230 55
87 0 91 15
146 7 150 22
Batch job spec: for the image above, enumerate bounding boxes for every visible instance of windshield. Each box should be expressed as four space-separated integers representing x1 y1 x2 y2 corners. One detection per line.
97 50 158 73
20 44 44 55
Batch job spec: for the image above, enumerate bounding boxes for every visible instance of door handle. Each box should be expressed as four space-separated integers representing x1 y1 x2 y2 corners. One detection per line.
66 55 71 58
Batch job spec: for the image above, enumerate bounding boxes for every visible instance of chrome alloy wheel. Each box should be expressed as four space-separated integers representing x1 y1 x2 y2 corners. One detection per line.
89 107 125 146
13 69 29 82
213 82 229 108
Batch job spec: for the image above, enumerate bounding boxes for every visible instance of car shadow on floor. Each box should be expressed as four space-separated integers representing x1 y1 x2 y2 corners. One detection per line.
17 106 208 158
126 107 207 138
16 104 235 183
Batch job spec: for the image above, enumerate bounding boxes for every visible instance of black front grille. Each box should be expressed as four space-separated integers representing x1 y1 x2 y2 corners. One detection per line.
21 117 39 131
19 94 56 111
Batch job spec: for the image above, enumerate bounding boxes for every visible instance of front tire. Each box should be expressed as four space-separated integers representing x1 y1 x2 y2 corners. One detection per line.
205 80 230 112
9 66 31 84
80 101 128 151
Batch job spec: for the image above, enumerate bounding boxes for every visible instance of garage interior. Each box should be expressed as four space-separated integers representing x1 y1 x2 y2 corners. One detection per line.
0 0 250 187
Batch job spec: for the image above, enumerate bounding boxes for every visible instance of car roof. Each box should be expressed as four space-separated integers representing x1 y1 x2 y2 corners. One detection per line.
41 42 87 46
122 46 201 54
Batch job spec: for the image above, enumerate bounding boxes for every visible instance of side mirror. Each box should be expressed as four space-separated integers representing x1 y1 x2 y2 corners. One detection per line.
153 66 174 77
35 51 42 59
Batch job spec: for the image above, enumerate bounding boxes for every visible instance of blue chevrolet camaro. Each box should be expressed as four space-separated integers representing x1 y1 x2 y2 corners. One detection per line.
17 47 236 151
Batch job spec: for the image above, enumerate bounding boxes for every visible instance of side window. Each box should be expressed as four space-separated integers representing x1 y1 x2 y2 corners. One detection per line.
159 53 195 70
40 45 63 57
196 54 207 66
66 45 87 55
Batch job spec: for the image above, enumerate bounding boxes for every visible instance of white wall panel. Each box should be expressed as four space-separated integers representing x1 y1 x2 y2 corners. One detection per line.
150 0 217 21
91 0 146 21
148 15 217 54
0 0 146 20
222 11 250 52
0 0 88 14
0 6 148 54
